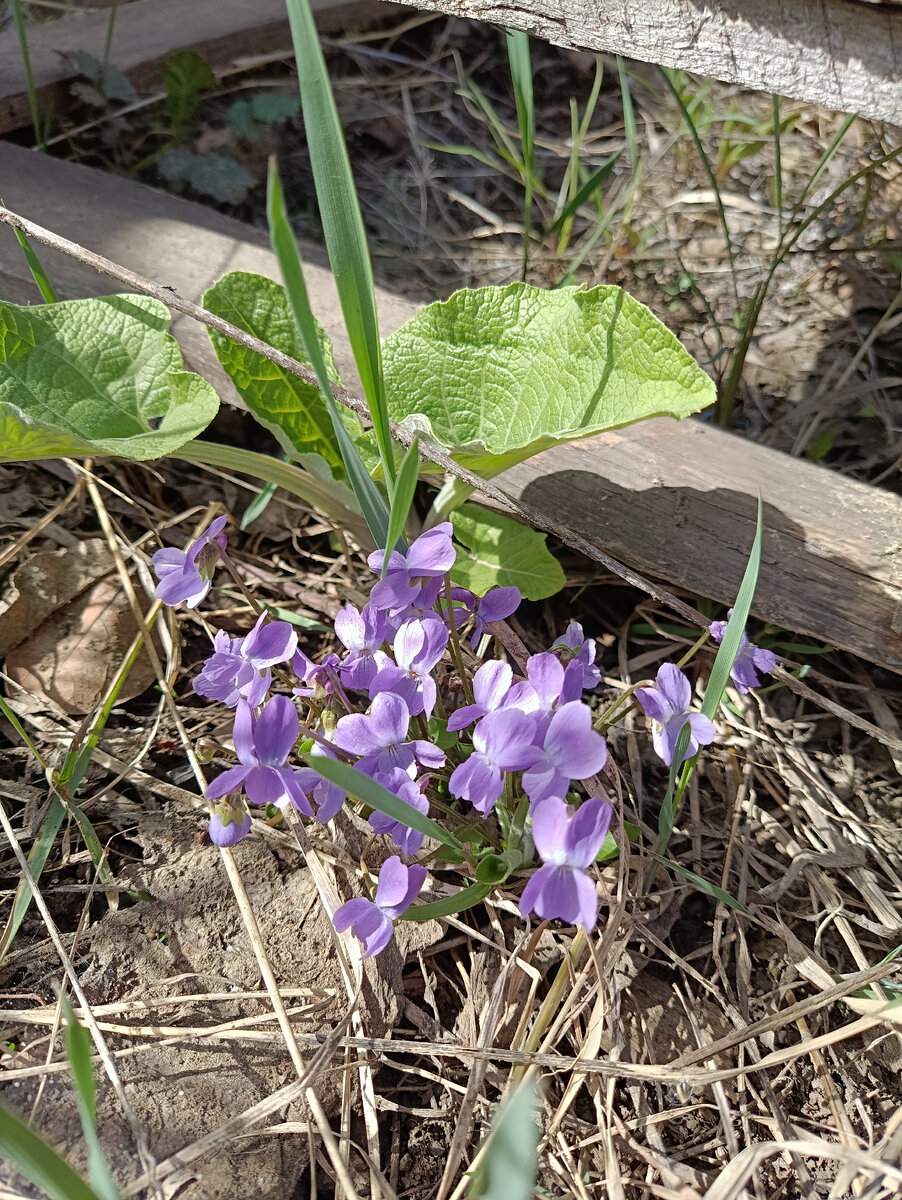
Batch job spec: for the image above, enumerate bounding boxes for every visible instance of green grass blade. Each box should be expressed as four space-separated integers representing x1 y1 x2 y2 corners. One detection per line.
506 29 534 277
0 796 65 960
284 0 394 494
772 94 783 238
480 1081 540 1200
13 227 58 303
655 500 763 860
240 479 279 529
382 436 419 563
660 66 738 306
699 497 763 721
401 881 494 921
656 857 749 913
61 997 122 1200
617 56 639 174
303 753 463 850
792 112 855 219
267 160 391 546
8 0 44 151
0 1105 104 1200
546 152 622 236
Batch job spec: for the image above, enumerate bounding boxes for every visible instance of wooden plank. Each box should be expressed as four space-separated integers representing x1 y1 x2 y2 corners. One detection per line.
0 0 397 135
1 141 901 672
393 0 902 125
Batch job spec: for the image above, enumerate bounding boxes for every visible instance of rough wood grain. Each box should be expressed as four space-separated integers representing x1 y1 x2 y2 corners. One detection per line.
1 142 900 671
394 0 902 124
0 0 396 135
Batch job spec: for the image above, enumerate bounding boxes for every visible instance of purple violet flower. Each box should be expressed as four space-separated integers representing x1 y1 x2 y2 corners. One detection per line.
208 798 252 847
205 696 313 815
504 653 583 722
152 515 228 608
521 702 608 803
519 796 612 929
448 586 522 647
448 708 539 816
367 523 456 612
194 613 298 708
332 691 445 777
447 660 514 732
333 856 427 957
368 768 430 855
334 603 391 692
635 663 716 766
709 610 777 694
293 649 341 698
294 742 346 823
371 615 449 718
552 621 601 690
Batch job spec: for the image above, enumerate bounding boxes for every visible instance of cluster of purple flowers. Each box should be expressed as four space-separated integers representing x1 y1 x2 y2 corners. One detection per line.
152 516 775 958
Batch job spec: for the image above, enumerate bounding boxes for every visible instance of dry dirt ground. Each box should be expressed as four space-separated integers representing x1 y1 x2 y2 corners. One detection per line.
2 8 902 1200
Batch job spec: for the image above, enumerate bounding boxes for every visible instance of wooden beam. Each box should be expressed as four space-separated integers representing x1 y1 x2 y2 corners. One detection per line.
1 142 900 671
393 0 902 124
0 0 397 135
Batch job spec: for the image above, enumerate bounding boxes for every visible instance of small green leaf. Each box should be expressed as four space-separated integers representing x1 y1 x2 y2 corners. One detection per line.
0 296 218 463
450 503 565 599
65 50 136 104
251 93 299 124
303 754 462 850
161 50 215 135
204 270 352 473
158 150 254 204
401 881 494 921
475 849 520 884
383 282 714 477
0 796 64 959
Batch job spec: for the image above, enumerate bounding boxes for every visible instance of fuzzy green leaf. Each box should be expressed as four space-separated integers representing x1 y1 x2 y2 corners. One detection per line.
383 282 714 476
450 503 565 600
203 270 354 474
0 295 219 463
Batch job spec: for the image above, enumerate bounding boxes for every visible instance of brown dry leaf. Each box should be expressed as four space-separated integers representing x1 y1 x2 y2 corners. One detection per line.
1 540 159 714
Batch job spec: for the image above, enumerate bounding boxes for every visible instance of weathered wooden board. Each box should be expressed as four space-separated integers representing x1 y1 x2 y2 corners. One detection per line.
0 0 397 135
1 141 901 671
394 0 902 125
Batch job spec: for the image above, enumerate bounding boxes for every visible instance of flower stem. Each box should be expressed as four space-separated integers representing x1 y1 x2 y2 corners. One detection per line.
444 575 474 705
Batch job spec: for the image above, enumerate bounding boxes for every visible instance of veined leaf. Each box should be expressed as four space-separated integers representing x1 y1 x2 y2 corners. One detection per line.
0 295 218 462
383 282 714 477
203 270 354 474
450 503 565 599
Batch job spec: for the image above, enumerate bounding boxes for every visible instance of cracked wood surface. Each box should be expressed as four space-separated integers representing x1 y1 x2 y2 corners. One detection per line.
395 0 902 123
1 141 901 671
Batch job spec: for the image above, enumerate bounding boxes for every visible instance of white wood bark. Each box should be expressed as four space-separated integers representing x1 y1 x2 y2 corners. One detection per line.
406 0 902 123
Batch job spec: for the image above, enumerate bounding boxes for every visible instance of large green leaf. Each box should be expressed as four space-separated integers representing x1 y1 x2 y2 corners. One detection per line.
0 295 218 462
450 503 565 600
204 270 358 476
383 282 715 476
